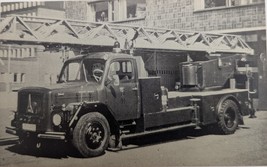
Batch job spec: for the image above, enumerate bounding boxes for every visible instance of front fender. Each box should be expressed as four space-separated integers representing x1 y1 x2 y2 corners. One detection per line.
69 101 120 136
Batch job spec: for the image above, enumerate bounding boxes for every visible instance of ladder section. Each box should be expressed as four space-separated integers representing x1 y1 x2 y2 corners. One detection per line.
0 15 254 55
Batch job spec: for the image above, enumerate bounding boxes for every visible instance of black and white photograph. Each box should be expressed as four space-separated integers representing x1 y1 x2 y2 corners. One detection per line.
0 0 266 166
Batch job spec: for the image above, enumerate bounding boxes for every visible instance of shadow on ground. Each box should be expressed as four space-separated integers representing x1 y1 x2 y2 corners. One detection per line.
117 125 250 152
6 140 82 159
120 127 212 152
4 126 250 158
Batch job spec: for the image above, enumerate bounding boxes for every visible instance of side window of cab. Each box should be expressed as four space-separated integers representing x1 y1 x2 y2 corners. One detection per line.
119 61 134 82
108 60 134 84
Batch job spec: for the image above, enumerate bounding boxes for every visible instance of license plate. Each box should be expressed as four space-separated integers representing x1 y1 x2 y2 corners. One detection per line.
22 123 36 131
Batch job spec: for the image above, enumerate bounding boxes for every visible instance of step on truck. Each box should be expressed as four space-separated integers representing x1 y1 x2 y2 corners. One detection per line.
6 47 255 157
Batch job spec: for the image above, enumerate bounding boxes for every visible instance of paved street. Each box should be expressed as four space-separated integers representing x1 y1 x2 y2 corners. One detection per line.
0 108 267 167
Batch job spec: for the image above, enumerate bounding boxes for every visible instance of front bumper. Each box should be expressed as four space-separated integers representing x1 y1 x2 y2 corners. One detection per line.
6 126 17 136
6 126 66 140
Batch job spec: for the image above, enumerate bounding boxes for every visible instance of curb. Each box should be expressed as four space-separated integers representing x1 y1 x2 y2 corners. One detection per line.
0 137 19 146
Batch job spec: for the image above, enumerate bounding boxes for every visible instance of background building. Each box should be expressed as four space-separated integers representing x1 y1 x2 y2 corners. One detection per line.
144 0 266 109
0 1 74 93
64 0 265 56
0 1 65 18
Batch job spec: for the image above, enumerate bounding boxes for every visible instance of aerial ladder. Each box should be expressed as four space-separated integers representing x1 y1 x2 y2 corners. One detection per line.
0 15 254 55
0 15 257 92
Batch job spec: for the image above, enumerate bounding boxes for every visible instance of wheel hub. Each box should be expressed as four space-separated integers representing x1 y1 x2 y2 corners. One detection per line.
85 123 104 149
224 109 235 128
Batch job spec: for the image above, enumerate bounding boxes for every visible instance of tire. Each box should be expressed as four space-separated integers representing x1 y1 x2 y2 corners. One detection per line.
216 99 239 135
73 112 110 157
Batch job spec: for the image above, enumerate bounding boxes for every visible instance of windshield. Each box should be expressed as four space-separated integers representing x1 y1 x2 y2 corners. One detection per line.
58 59 106 83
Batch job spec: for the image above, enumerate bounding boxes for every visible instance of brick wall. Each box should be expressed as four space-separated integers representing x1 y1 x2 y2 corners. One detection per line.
145 0 265 31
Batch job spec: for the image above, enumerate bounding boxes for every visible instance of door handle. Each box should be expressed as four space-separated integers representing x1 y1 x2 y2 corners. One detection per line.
132 87 138 91
154 93 159 99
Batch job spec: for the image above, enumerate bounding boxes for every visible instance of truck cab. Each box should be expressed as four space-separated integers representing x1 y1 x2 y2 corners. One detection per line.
57 52 142 121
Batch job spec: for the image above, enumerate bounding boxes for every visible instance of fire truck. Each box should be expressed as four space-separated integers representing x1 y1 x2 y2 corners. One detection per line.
2 16 257 157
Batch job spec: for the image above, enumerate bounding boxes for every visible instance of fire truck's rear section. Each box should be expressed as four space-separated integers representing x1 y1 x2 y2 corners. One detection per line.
2 16 257 157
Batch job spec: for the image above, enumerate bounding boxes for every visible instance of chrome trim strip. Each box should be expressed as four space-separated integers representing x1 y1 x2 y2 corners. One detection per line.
37 133 65 140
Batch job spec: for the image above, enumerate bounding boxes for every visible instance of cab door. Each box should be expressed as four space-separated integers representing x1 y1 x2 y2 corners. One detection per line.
105 59 140 121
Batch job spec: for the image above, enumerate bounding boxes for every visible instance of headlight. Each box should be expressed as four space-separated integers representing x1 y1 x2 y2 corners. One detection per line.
52 114 62 126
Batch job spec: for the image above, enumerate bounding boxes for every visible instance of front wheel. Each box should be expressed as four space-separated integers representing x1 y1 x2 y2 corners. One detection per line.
216 99 239 135
73 112 110 157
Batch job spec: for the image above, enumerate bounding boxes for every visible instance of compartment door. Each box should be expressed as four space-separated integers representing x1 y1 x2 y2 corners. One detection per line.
139 77 162 114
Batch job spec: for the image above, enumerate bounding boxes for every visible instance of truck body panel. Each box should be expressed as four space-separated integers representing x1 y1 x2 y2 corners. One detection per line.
168 89 249 124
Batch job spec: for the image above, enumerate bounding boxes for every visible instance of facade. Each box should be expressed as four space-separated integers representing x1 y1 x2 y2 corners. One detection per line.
65 0 266 109
0 2 69 92
65 0 265 55
145 0 266 55
144 0 266 109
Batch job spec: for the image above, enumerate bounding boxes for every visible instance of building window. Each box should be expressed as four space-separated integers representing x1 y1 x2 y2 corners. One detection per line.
194 0 264 10
21 73 25 83
95 2 109 22
13 73 17 83
126 0 146 19
0 73 5 82
88 0 146 22
205 0 226 8
243 34 258 42
0 47 35 58
10 73 25 83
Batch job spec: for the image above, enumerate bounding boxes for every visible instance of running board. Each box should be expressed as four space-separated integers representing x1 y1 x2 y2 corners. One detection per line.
121 123 197 139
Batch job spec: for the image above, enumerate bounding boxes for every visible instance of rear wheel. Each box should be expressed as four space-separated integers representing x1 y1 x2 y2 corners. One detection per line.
216 99 239 134
73 112 110 157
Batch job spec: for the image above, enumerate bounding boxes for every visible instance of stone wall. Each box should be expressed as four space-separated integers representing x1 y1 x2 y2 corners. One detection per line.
65 1 88 21
145 0 265 31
